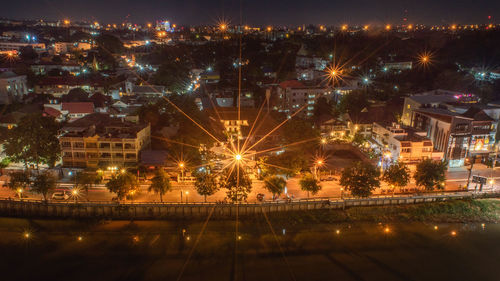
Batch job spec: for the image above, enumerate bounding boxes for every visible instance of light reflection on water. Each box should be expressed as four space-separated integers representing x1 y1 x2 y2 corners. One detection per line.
0 218 498 281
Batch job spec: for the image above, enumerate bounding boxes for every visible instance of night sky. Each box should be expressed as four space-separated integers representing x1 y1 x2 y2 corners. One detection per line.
1 0 499 26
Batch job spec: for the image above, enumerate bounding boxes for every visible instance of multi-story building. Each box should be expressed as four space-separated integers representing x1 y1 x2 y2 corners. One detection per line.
411 107 495 167
372 122 443 164
0 71 28 104
401 90 475 126
277 80 331 117
35 77 106 97
383 61 413 71
0 42 46 52
60 113 151 168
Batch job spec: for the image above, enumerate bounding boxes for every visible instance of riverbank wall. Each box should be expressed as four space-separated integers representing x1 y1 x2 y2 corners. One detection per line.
0 192 498 220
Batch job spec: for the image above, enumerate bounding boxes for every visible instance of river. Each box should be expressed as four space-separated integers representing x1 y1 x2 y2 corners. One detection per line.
0 217 498 281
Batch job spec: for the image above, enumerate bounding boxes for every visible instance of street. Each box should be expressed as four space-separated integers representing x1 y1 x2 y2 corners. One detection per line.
1 164 499 203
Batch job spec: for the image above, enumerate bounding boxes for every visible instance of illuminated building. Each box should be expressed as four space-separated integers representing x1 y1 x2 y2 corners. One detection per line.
60 113 151 168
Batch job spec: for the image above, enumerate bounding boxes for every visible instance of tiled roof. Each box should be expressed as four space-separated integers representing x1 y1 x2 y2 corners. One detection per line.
279 80 305 89
62 102 94 114
43 107 62 118
461 107 494 122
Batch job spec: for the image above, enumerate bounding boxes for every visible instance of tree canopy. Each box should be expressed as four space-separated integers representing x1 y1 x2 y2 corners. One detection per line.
221 168 252 202
340 161 380 197
148 169 172 202
194 171 219 202
382 162 410 189
31 172 57 201
4 114 61 169
263 175 286 198
106 172 138 200
414 159 447 191
299 173 321 196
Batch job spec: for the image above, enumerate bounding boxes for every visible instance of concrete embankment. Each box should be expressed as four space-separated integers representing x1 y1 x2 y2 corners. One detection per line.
0 192 498 220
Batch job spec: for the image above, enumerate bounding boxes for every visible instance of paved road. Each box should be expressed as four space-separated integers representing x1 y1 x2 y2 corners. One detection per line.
1 164 499 203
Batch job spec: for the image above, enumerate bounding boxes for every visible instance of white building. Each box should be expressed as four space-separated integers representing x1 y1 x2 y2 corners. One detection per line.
277 80 331 117
0 71 28 104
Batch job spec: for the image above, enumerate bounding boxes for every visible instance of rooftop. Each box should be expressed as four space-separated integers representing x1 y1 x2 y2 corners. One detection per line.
61 113 148 138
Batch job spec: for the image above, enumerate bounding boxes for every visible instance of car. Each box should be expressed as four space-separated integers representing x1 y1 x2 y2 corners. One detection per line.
51 191 69 200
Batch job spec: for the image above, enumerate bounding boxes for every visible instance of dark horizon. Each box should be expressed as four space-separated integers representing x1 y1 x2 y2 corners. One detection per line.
0 0 498 26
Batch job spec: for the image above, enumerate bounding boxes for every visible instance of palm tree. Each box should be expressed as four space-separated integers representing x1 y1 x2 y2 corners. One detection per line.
263 175 286 200
148 169 172 202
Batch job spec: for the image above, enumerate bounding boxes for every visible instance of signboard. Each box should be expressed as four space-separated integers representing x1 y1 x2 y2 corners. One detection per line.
472 175 487 184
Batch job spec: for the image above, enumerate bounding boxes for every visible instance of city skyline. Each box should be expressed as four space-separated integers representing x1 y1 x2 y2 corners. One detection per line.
1 0 499 26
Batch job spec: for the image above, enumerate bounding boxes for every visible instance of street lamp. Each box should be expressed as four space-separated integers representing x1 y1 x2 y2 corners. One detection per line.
129 190 136 203
17 188 23 199
185 191 189 203
179 162 185 182
314 159 324 179
71 188 79 203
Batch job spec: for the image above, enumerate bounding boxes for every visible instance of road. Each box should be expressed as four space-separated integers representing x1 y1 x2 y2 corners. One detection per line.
1 164 499 203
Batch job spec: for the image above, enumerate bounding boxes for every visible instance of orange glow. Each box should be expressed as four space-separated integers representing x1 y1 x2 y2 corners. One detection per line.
385 24 391 31
266 26 272 32
341 24 348 31
63 19 70 25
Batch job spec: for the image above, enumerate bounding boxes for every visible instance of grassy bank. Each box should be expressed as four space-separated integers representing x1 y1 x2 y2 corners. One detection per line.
266 199 500 225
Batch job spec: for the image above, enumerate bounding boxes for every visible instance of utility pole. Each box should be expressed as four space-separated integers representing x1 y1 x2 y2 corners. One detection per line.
466 155 476 190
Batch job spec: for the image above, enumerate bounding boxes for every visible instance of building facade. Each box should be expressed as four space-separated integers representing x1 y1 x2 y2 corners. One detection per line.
0 71 28 104
60 114 151 168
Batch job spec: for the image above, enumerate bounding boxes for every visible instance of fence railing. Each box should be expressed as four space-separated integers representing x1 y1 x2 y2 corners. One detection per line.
0 191 498 219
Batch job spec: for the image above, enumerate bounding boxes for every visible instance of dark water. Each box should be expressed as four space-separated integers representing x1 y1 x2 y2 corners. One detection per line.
0 217 498 281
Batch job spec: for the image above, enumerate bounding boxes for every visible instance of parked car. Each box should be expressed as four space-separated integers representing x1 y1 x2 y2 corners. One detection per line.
51 191 69 200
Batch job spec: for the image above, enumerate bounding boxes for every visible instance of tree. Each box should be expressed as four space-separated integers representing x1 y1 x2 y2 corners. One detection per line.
414 159 447 191
0 157 11 169
299 173 321 197
153 60 191 93
194 172 219 202
106 172 138 201
4 114 60 169
263 175 286 199
221 168 252 202
261 151 309 178
313 96 336 122
283 119 320 152
352 132 366 146
337 90 369 115
340 162 380 197
7 171 30 198
31 172 57 201
148 169 172 202
95 34 124 54
382 162 410 191
74 172 100 197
